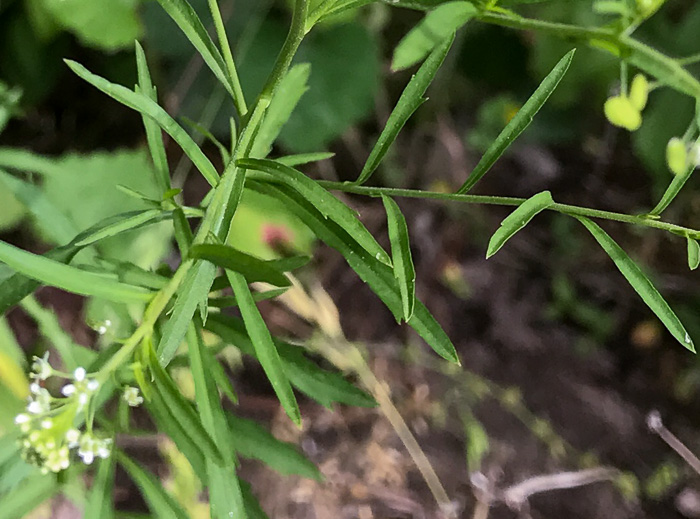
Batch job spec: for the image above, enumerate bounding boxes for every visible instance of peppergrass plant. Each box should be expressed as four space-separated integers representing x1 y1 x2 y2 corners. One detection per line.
0 0 699 517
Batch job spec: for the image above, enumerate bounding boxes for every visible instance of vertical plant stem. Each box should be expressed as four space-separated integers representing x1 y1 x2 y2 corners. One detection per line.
208 0 248 116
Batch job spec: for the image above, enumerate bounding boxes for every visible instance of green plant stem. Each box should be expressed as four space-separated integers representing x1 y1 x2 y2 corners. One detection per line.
678 53 700 66
316 181 700 239
96 0 313 381
475 11 700 99
207 0 247 116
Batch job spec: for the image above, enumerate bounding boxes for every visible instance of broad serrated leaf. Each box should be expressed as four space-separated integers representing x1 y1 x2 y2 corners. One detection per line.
205 314 377 408
688 237 700 270
382 195 415 321
357 35 453 185
238 158 391 266
246 181 460 364
117 452 189 519
392 2 476 71
190 244 292 287
0 240 152 303
578 217 694 352
227 270 301 425
228 414 321 480
65 60 219 187
486 191 554 258
457 50 575 194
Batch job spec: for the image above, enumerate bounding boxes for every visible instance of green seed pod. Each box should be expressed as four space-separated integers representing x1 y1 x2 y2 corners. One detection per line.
666 137 688 176
604 96 642 131
629 74 649 111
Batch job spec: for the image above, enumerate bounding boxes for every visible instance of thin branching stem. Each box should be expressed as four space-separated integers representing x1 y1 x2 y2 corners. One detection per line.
317 181 700 240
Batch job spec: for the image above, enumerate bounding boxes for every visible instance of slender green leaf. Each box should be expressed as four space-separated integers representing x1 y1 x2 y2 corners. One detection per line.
247 181 460 363
172 207 193 258
228 414 321 480
84 454 116 519
227 270 302 425
190 243 292 287
277 152 335 167
457 50 575 194
0 147 66 177
205 314 377 408
392 2 476 71
65 59 220 187
117 452 190 519
251 64 311 159
148 343 224 460
648 164 694 216
73 209 165 247
578 217 694 352
205 345 238 404
241 481 270 519
181 116 230 164
0 240 152 302
144 390 207 478
0 474 58 519
486 190 554 258
382 195 415 321
238 158 392 266
356 35 453 185
209 287 288 308
187 320 247 519
155 0 238 100
688 237 700 270
157 260 216 366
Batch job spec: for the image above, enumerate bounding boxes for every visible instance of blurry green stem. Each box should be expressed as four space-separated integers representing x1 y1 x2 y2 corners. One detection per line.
317 181 700 240
207 0 247 116
21 295 78 371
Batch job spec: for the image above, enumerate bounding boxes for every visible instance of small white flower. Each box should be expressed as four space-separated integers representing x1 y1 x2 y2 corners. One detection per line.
87 379 100 392
65 429 81 448
61 384 76 397
41 419 53 430
14 414 29 424
74 367 86 382
30 383 41 394
80 451 95 464
122 386 143 407
31 352 52 381
27 400 45 414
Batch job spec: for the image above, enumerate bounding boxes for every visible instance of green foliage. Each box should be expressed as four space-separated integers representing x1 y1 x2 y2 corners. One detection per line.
0 0 699 515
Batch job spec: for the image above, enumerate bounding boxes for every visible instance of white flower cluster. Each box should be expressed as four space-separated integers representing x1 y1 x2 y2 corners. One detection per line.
15 353 114 474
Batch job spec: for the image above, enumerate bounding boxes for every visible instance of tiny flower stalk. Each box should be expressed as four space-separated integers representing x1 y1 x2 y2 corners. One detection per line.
15 357 112 474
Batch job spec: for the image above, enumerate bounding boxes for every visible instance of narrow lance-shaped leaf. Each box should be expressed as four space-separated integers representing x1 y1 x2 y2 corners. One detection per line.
648 162 695 216
227 270 302 425
134 41 170 193
238 158 392 266
391 2 476 71
688 237 700 270
457 49 575 194
84 454 116 519
578 217 694 352
117 452 190 519
382 195 415 321
147 342 224 460
277 151 335 167
64 60 219 187
205 313 377 408
73 209 166 248
187 319 247 519
247 181 460 364
356 35 454 185
190 243 292 287
486 190 554 258
0 240 152 303
155 0 238 101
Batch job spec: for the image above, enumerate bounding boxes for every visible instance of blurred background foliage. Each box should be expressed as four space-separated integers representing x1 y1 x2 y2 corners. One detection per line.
0 1 700 513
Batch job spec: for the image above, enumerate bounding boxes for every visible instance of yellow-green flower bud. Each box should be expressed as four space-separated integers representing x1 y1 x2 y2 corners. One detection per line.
604 96 642 131
629 74 649 111
666 137 688 176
